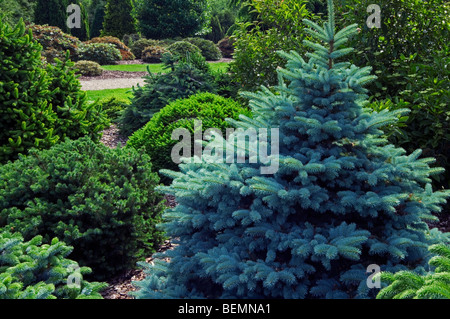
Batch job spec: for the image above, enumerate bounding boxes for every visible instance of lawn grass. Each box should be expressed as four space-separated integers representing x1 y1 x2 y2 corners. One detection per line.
85 88 134 103
102 62 229 74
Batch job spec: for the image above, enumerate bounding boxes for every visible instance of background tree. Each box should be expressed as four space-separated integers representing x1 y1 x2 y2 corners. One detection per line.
135 0 207 39
0 0 36 26
34 0 69 32
101 0 137 39
89 0 107 38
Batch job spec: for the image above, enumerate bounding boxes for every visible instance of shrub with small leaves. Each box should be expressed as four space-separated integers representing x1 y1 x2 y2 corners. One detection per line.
217 36 235 58
131 38 160 59
0 137 167 280
86 36 135 61
167 41 202 60
76 42 122 65
0 231 107 299
184 37 222 61
142 45 168 63
72 60 104 76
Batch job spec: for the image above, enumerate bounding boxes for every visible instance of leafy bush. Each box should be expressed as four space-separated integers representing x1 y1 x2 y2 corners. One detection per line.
184 37 222 61
0 232 107 299
166 41 202 60
101 0 137 40
230 0 314 91
119 59 216 136
131 1 450 299
97 96 130 122
130 38 160 59
217 36 235 58
76 42 122 65
127 92 251 181
86 36 135 61
27 23 82 63
0 137 167 280
122 33 141 47
72 60 104 76
142 45 168 63
376 244 450 299
0 18 108 163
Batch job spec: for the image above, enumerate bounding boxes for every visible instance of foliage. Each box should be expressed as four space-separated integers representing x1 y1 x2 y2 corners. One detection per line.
90 0 107 38
212 67 241 99
185 37 222 61
131 1 450 299
217 36 235 58
376 244 450 299
204 0 240 43
119 58 216 136
122 33 141 47
27 23 82 63
76 42 122 65
166 41 202 60
135 0 208 39
0 0 36 26
72 60 104 76
102 0 137 40
69 0 91 41
87 36 135 60
230 0 314 91
142 45 168 63
0 232 107 299
97 96 130 122
127 92 251 182
130 38 160 59
0 137 167 280
34 0 68 33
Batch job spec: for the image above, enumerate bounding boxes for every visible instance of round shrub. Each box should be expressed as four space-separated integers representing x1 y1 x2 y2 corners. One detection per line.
76 42 122 65
127 92 251 181
167 41 202 60
119 59 216 137
131 38 160 59
142 45 168 63
0 18 108 164
86 36 135 61
72 60 104 76
0 137 167 280
184 37 222 61
0 232 107 299
122 33 141 47
97 97 130 122
217 36 235 58
27 23 82 63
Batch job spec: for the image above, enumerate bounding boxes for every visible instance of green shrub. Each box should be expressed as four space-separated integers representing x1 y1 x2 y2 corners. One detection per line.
122 33 141 47
127 92 251 183
97 97 130 122
0 232 107 299
72 60 104 76
217 36 235 58
184 37 222 61
0 18 108 164
142 45 168 63
76 42 122 65
0 137 167 280
86 36 135 61
130 38 160 59
119 59 216 136
166 40 202 60
376 244 450 299
27 23 82 63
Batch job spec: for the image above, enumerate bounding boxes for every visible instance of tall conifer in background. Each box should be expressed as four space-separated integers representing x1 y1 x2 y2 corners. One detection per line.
34 0 69 32
101 0 136 39
131 0 450 299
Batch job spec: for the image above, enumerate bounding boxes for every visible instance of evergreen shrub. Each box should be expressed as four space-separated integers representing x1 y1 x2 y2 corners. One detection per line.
72 60 104 77
131 0 450 299
97 97 130 123
0 232 107 299
184 37 222 61
76 42 122 65
130 38 160 59
127 92 251 181
217 36 235 58
167 41 202 60
86 36 135 61
0 137 166 280
142 45 168 63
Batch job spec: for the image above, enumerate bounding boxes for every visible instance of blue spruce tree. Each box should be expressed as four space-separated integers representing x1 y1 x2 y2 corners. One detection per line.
131 0 450 299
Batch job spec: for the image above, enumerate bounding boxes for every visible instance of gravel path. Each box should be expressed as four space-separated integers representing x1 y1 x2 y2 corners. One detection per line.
81 77 146 91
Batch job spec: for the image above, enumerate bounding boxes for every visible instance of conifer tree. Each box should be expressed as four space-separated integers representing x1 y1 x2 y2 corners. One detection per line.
131 0 450 299
34 0 69 32
101 0 137 40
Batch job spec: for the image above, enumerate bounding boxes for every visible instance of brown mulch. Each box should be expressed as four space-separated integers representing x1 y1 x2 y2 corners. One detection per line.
100 125 129 149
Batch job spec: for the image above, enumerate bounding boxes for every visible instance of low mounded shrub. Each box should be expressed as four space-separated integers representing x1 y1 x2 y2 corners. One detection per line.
184 37 222 61
166 41 202 60
86 36 135 61
0 232 107 299
130 38 160 59
142 45 168 63
76 42 122 65
119 59 216 137
127 92 251 182
72 60 104 77
0 137 167 280
97 97 130 123
217 36 235 58
122 33 141 47
27 23 82 63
